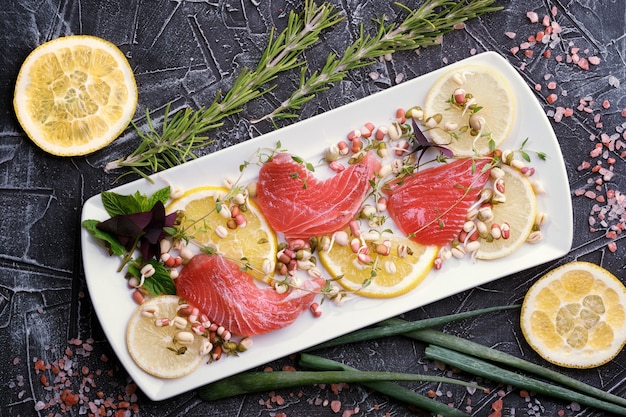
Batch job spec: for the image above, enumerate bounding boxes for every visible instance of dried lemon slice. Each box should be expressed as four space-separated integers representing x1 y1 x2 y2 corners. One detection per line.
14 35 137 156
423 65 514 156
319 232 438 298
520 262 626 368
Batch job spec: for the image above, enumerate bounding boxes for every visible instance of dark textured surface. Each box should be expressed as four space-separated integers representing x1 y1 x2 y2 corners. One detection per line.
2 1 626 416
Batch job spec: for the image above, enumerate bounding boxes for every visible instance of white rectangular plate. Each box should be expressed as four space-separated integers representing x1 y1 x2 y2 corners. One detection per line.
81 52 573 401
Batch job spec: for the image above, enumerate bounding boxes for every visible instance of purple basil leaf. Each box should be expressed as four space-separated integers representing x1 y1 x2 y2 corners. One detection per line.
412 119 430 147
437 145 454 158
97 215 147 250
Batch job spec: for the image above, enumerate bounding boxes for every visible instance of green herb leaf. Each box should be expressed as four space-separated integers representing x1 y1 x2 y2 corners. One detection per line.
148 186 171 209
82 219 127 257
101 191 144 216
101 187 171 216
128 260 176 296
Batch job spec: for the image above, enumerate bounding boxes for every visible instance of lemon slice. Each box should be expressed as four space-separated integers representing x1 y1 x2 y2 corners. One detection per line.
166 186 278 282
476 164 536 260
521 262 626 368
127 295 203 378
14 35 137 156
319 233 438 298
423 65 514 156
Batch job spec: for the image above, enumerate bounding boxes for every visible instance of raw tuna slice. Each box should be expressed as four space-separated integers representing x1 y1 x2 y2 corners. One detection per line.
175 254 322 336
256 151 380 239
384 158 491 247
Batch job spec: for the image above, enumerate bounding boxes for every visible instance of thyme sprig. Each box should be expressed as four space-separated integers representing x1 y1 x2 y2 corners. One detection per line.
254 0 502 122
105 0 342 181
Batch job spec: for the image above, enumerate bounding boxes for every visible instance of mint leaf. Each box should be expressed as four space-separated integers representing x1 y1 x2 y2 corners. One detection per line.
102 191 143 216
128 261 176 296
102 187 171 216
147 186 171 210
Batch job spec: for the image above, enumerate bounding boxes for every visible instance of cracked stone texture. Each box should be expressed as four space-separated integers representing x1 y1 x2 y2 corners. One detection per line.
1 0 626 416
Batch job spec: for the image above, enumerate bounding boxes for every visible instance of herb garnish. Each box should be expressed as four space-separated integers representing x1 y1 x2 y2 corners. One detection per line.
82 187 178 295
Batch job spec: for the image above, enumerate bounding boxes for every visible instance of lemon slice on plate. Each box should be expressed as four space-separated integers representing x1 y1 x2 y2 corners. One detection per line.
476 164 537 260
166 186 278 282
319 233 438 298
127 295 203 379
423 65 514 156
521 262 626 368
14 35 137 156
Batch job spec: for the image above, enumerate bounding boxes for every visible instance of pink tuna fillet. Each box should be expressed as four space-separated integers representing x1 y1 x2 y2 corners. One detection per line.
175 254 322 336
384 158 491 247
256 151 380 239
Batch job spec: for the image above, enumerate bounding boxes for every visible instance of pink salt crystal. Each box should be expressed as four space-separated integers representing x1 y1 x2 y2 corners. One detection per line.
547 81 557 90
510 46 520 55
534 83 542 91
622 108 626 117
342 409 359 417
546 93 558 104
603 100 611 109
520 42 531 49
608 242 617 253
564 107 574 117
542 15 550 26
331 400 342 413
588 56 601 65
578 58 589 70
505 31 516 39
585 191 597 199
527 11 539 23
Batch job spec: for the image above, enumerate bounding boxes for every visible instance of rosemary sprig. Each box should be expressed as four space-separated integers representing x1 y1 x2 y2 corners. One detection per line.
107 0 502 180
105 0 342 181
254 0 502 123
